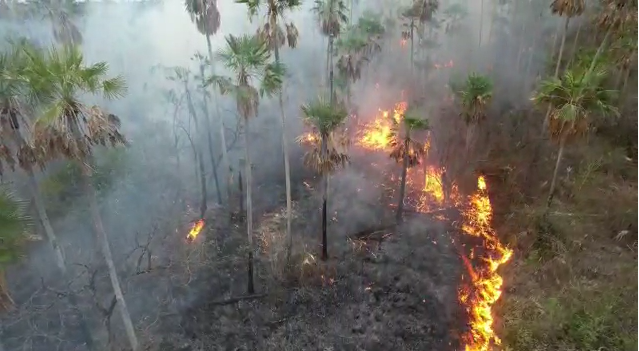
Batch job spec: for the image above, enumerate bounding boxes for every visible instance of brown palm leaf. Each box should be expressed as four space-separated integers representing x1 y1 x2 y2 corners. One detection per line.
257 23 286 50
389 137 425 166
285 23 299 49
303 130 350 174
548 111 589 142
550 0 585 17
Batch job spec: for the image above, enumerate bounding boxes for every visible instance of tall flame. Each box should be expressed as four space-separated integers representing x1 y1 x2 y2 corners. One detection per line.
353 99 512 350
459 176 513 350
187 219 205 241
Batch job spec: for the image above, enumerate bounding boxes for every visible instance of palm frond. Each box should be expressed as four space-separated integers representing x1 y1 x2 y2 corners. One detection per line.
0 187 31 268
302 129 350 174
185 0 221 35
454 73 493 124
301 96 349 136
312 0 349 37
532 67 619 141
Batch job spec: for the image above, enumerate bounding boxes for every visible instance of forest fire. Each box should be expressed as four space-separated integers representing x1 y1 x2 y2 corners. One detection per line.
356 101 406 150
186 219 205 241
458 176 513 351
355 100 512 350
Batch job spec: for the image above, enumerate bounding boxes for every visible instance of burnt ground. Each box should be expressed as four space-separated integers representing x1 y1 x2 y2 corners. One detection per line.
153 164 468 351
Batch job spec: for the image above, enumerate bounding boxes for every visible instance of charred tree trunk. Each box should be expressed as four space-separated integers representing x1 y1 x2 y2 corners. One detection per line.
396 134 410 223
243 119 255 294
546 137 565 209
321 134 329 261
329 33 335 103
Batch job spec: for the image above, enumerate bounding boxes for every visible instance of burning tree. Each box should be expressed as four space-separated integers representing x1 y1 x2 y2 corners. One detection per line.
300 96 349 260
207 34 284 294
389 108 429 223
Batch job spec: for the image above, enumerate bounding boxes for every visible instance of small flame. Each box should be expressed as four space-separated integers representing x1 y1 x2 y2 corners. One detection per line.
187 219 205 241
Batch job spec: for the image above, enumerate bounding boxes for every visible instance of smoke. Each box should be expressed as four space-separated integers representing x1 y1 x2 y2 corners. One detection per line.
1 0 568 349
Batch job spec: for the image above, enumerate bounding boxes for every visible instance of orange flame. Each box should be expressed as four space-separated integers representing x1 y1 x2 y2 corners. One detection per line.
357 102 407 150
187 219 205 241
355 97 512 349
459 176 513 350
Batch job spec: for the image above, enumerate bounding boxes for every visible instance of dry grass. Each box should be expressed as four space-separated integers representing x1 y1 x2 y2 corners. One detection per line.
494 137 638 351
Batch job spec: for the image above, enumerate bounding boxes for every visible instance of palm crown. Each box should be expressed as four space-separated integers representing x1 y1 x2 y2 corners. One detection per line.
389 110 429 166
185 0 221 36
313 0 349 37
207 34 285 119
453 73 493 124
300 96 349 174
19 44 127 163
237 0 301 51
532 66 618 141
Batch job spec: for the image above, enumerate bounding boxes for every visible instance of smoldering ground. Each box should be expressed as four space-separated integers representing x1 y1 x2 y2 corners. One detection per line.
0 0 562 350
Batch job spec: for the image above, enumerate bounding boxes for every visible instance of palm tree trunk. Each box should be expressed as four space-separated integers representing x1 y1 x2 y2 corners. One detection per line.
199 65 222 205
478 0 484 48
243 119 255 294
80 164 138 351
273 39 294 265
567 20 582 67
206 33 232 205
396 136 410 223
542 18 571 135
321 135 329 261
554 17 570 77
546 137 565 208
329 33 335 103
410 19 414 76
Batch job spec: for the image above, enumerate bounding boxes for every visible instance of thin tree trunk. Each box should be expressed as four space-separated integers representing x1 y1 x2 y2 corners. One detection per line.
329 33 335 103
184 84 208 218
199 64 222 205
238 166 244 219
205 33 232 205
321 134 329 261
542 18 571 135
396 135 410 223
478 0 484 48
567 20 582 67
554 17 570 77
410 19 414 77
546 138 565 208
243 120 255 294
273 36 293 265
80 164 138 351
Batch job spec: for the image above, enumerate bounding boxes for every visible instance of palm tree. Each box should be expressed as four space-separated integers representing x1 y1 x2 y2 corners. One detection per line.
402 0 439 77
237 0 301 265
312 0 349 100
0 187 30 311
207 34 283 293
335 27 372 106
185 0 230 204
300 96 349 260
20 44 139 351
389 109 428 223
452 73 493 153
532 66 618 208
